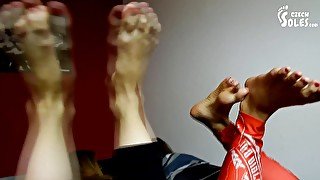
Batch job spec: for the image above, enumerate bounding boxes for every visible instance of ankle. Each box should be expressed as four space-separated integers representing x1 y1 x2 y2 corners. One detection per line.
240 100 271 122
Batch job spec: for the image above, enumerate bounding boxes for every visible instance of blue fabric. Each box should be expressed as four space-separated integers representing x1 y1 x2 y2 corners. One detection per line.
0 176 24 180
163 153 209 180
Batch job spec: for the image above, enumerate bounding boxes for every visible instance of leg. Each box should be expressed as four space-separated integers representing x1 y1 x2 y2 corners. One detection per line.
190 68 315 179
190 77 248 145
2 1 79 179
220 68 320 179
107 2 164 179
190 78 264 179
108 1 160 147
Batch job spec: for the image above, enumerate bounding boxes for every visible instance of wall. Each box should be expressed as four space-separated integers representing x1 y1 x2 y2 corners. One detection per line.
126 0 320 179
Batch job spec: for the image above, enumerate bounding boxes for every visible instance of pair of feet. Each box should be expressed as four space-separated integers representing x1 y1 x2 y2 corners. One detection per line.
0 1 160 179
0 0 160 104
2 0 320 152
191 67 320 133
106 3 320 133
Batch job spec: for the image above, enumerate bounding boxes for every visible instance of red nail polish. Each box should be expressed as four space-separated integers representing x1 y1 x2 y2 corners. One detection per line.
285 67 290 73
295 72 302 77
11 2 23 8
315 82 320 87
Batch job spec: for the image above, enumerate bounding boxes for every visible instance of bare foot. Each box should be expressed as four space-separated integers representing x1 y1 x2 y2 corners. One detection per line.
12 3 79 179
12 2 75 123
0 0 73 72
107 3 161 147
241 67 320 121
114 2 160 83
190 77 249 131
108 2 161 116
14 4 62 100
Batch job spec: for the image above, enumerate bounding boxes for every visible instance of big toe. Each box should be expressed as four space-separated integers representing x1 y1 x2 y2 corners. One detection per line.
21 0 42 8
47 1 70 18
108 5 125 27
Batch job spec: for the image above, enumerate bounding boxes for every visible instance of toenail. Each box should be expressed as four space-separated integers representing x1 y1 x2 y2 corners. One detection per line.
11 2 24 8
295 72 302 77
139 2 149 6
2 4 12 10
315 82 320 87
302 77 310 84
284 67 290 73
22 0 42 8
28 7 37 12
47 2 67 16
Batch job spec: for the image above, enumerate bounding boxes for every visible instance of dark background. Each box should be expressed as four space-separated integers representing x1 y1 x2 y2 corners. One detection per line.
0 0 122 177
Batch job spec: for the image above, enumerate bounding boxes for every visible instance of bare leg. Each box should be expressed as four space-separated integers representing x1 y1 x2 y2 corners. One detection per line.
108 2 161 148
190 77 248 132
0 0 76 176
0 2 38 175
5 1 79 179
107 2 164 180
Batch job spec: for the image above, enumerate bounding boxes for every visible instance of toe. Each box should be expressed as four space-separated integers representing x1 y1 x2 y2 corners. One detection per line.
227 78 241 93
285 71 302 85
147 12 161 33
142 7 153 13
137 14 148 32
11 1 24 8
10 2 25 21
269 67 290 78
25 6 51 40
213 77 232 94
278 66 291 77
269 67 281 76
22 0 42 8
108 5 125 27
301 80 320 97
47 1 69 17
226 77 237 87
138 2 149 8
235 87 249 101
47 1 71 35
231 79 239 87
123 4 141 18
13 15 27 38
293 76 310 89
232 82 241 93
122 15 139 33
0 4 13 27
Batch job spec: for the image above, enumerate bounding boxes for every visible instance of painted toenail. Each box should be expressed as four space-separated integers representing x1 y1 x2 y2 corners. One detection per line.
285 67 290 73
11 2 24 8
293 72 299 76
